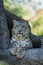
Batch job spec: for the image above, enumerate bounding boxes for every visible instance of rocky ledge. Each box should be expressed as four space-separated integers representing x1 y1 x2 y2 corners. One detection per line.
0 48 43 65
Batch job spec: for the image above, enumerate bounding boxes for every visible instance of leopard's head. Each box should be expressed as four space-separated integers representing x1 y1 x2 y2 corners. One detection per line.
12 20 30 37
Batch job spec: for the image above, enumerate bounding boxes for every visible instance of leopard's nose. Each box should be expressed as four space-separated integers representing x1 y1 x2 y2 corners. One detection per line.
18 30 21 33
18 29 22 33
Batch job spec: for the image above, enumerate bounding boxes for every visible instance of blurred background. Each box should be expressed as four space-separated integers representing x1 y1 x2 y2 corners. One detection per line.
4 0 43 36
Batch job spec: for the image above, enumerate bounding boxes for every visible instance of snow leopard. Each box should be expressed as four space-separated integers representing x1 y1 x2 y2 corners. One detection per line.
10 19 33 58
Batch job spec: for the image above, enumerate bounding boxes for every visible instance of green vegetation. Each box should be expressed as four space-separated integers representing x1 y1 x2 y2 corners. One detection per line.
29 14 43 35
4 0 43 36
0 61 9 65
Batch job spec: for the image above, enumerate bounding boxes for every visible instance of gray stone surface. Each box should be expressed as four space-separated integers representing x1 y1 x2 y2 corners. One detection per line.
40 36 43 48
0 48 43 65
0 0 10 49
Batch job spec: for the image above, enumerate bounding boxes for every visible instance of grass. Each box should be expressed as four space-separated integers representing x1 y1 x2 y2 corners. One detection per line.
0 61 9 65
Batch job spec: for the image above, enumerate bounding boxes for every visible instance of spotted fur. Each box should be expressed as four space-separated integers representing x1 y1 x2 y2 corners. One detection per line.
11 20 33 58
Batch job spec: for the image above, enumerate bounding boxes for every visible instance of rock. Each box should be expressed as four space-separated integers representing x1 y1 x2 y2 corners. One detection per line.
0 0 10 49
30 34 41 48
0 48 43 65
40 36 43 48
